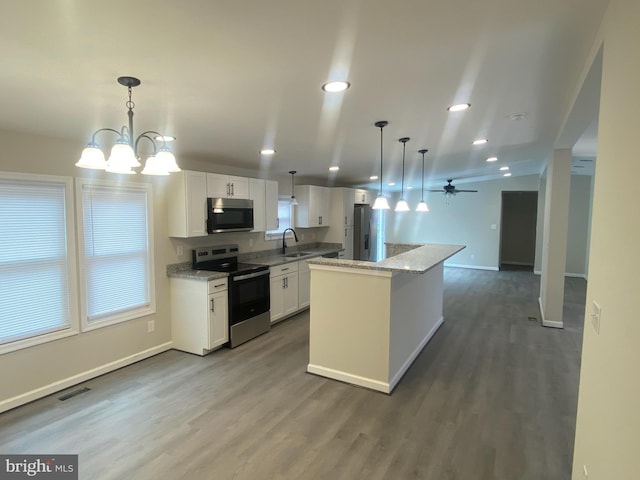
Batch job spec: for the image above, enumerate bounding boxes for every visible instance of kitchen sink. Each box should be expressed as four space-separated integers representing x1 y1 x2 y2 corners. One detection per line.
283 252 315 258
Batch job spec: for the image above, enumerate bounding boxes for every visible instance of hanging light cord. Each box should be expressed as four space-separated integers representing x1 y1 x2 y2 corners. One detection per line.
421 150 425 201
379 125 384 194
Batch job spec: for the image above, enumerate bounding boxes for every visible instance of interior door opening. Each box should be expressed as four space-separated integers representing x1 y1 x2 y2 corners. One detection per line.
499 191 538 271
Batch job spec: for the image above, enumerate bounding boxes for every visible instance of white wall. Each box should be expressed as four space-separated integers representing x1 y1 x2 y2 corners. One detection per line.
385 175 540 270
572 1 640 478
565 175 592 277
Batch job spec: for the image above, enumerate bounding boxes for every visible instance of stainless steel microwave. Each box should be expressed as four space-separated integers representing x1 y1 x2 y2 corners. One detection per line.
207 198 254 233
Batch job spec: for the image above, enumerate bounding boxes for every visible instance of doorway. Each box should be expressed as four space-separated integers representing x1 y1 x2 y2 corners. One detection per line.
500 191 538 271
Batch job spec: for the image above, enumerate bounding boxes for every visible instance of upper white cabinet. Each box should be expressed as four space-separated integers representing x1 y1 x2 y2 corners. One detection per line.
354 188 372 205
330 187 355 227
295 185 330 227
265 180 278 231
207 173 249 199
249 178 278 232
167 170 208 238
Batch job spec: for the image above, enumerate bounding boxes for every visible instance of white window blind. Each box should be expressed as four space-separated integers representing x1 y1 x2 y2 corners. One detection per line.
80 183 153 326
266 196 293 238
0 178 73 346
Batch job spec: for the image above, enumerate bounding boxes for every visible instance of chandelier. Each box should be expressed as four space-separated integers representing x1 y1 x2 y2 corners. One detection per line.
75 76 180 175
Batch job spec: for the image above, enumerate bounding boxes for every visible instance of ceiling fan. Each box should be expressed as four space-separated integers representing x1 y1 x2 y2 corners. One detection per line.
429 179 478 196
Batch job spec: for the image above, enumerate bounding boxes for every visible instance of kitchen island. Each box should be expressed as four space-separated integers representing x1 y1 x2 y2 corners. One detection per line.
306 243 464 393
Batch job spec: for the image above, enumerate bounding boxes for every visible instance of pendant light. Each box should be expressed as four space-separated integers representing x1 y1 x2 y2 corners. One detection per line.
76 76 179 175
416 149 430 212
289 170 299 205
394 137 410 212
372 121 390 210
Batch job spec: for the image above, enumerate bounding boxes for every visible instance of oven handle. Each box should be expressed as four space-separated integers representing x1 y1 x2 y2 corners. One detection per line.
232 269 270 282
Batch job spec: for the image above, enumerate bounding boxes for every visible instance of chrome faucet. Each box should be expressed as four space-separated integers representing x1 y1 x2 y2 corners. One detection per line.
282 228 299 254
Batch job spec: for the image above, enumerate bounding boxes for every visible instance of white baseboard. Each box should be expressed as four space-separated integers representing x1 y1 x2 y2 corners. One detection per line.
538 297 563 329
445 263 499 271
388 316 444 392
0 342 173 413
307 364 392 393
535 270 588 281
307 317 445 394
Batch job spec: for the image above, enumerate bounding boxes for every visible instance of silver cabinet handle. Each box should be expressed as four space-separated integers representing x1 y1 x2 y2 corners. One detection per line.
210 298 215 312
213 283 225 288
281 267 289 271
282 278 286 289
344 215 347 225
285 277 288 288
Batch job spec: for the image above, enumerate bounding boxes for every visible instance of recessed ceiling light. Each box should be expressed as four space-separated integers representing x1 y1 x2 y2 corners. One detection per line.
472 138 488 145
447 103 471 112
486 156 498 162
407 186 413 190
388 182 396 186
260 148 276 155
155 135 175 142
369 175 378 181
503 173 512 177
499 166 509 171
329 166 339 172
507 112 527 121
322 81 350 93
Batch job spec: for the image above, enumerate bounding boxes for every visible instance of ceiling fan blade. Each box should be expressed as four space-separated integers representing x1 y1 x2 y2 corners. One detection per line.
427 189 445 192
454 189 478 192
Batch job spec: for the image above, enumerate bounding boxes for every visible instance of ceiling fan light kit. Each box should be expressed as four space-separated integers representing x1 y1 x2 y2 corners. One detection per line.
372 121 390 210
76 76 180 175
394 137 410 212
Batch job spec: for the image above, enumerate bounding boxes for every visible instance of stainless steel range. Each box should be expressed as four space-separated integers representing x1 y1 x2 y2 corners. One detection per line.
193 244 270 348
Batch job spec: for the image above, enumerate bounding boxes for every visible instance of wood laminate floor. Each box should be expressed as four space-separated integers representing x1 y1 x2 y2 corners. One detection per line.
0 268 585 480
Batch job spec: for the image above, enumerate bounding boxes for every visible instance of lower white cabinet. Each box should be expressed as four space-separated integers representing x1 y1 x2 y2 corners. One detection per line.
343 226 354 260
170 277 229 355
298 260 310 308
270 262 299 324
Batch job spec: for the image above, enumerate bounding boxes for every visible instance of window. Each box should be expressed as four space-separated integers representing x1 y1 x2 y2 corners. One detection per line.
265 196 295 240
77 180 155 330
0 173 78 353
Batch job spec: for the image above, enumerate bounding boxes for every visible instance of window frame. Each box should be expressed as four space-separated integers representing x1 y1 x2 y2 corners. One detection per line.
264 195 297 241
0 172 79 355
76 178 156 332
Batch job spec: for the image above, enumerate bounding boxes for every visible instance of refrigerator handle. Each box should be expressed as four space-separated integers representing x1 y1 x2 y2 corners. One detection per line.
366 219 373 259
364 233 369 251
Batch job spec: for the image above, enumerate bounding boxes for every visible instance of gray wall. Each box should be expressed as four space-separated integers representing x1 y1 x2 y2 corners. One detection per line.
565 175 592 277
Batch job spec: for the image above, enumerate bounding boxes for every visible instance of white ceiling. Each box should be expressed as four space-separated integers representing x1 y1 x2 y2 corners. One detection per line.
0 0 607 189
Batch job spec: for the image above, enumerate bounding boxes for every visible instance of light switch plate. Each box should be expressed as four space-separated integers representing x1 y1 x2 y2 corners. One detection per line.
490 224 497 230
177 245 184 256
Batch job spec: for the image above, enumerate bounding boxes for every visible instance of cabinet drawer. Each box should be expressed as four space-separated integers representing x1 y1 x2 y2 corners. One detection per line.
271 262 299 277
208 277 228 294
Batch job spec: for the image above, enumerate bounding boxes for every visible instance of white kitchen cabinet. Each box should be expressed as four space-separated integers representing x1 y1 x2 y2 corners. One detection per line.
170 277 229 355
295 185 330 227
265 180 278 231
249 178 266 232
343 226 354 260
330 187 355 227
206 173 250 199
167 170 208 238
298 260 310 308
269 262 299 323
249 178 278 232
354 188 372 205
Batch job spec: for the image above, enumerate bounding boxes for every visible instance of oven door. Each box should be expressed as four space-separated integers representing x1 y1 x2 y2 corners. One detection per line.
228 269 270 325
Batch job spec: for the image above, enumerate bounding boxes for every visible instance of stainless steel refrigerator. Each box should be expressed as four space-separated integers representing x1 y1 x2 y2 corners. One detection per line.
353 204 378 261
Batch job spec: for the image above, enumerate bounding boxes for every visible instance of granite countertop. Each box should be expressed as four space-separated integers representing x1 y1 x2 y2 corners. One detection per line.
167 245 342 280
307 243 465 274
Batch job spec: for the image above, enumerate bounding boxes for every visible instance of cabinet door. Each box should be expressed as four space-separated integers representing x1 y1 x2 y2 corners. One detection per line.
206 173 230 198
317 186 330 226
228 176 249 199
343 226 354 260
249 178 266 231
343 188 354 226
270 275 285 323
167 170 207 238
354 188 371 205
265 180 278 231
208 290 229 349
298 261 310 308
283 272 299 316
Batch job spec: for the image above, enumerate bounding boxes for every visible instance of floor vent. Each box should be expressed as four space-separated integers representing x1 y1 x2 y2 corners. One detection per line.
58 387 91 401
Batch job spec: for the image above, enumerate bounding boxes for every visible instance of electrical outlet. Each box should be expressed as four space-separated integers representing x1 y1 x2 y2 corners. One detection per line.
591 301 601 334
147 320 155 333
177 245 184 256
490 224 497 230
249 238 254 247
